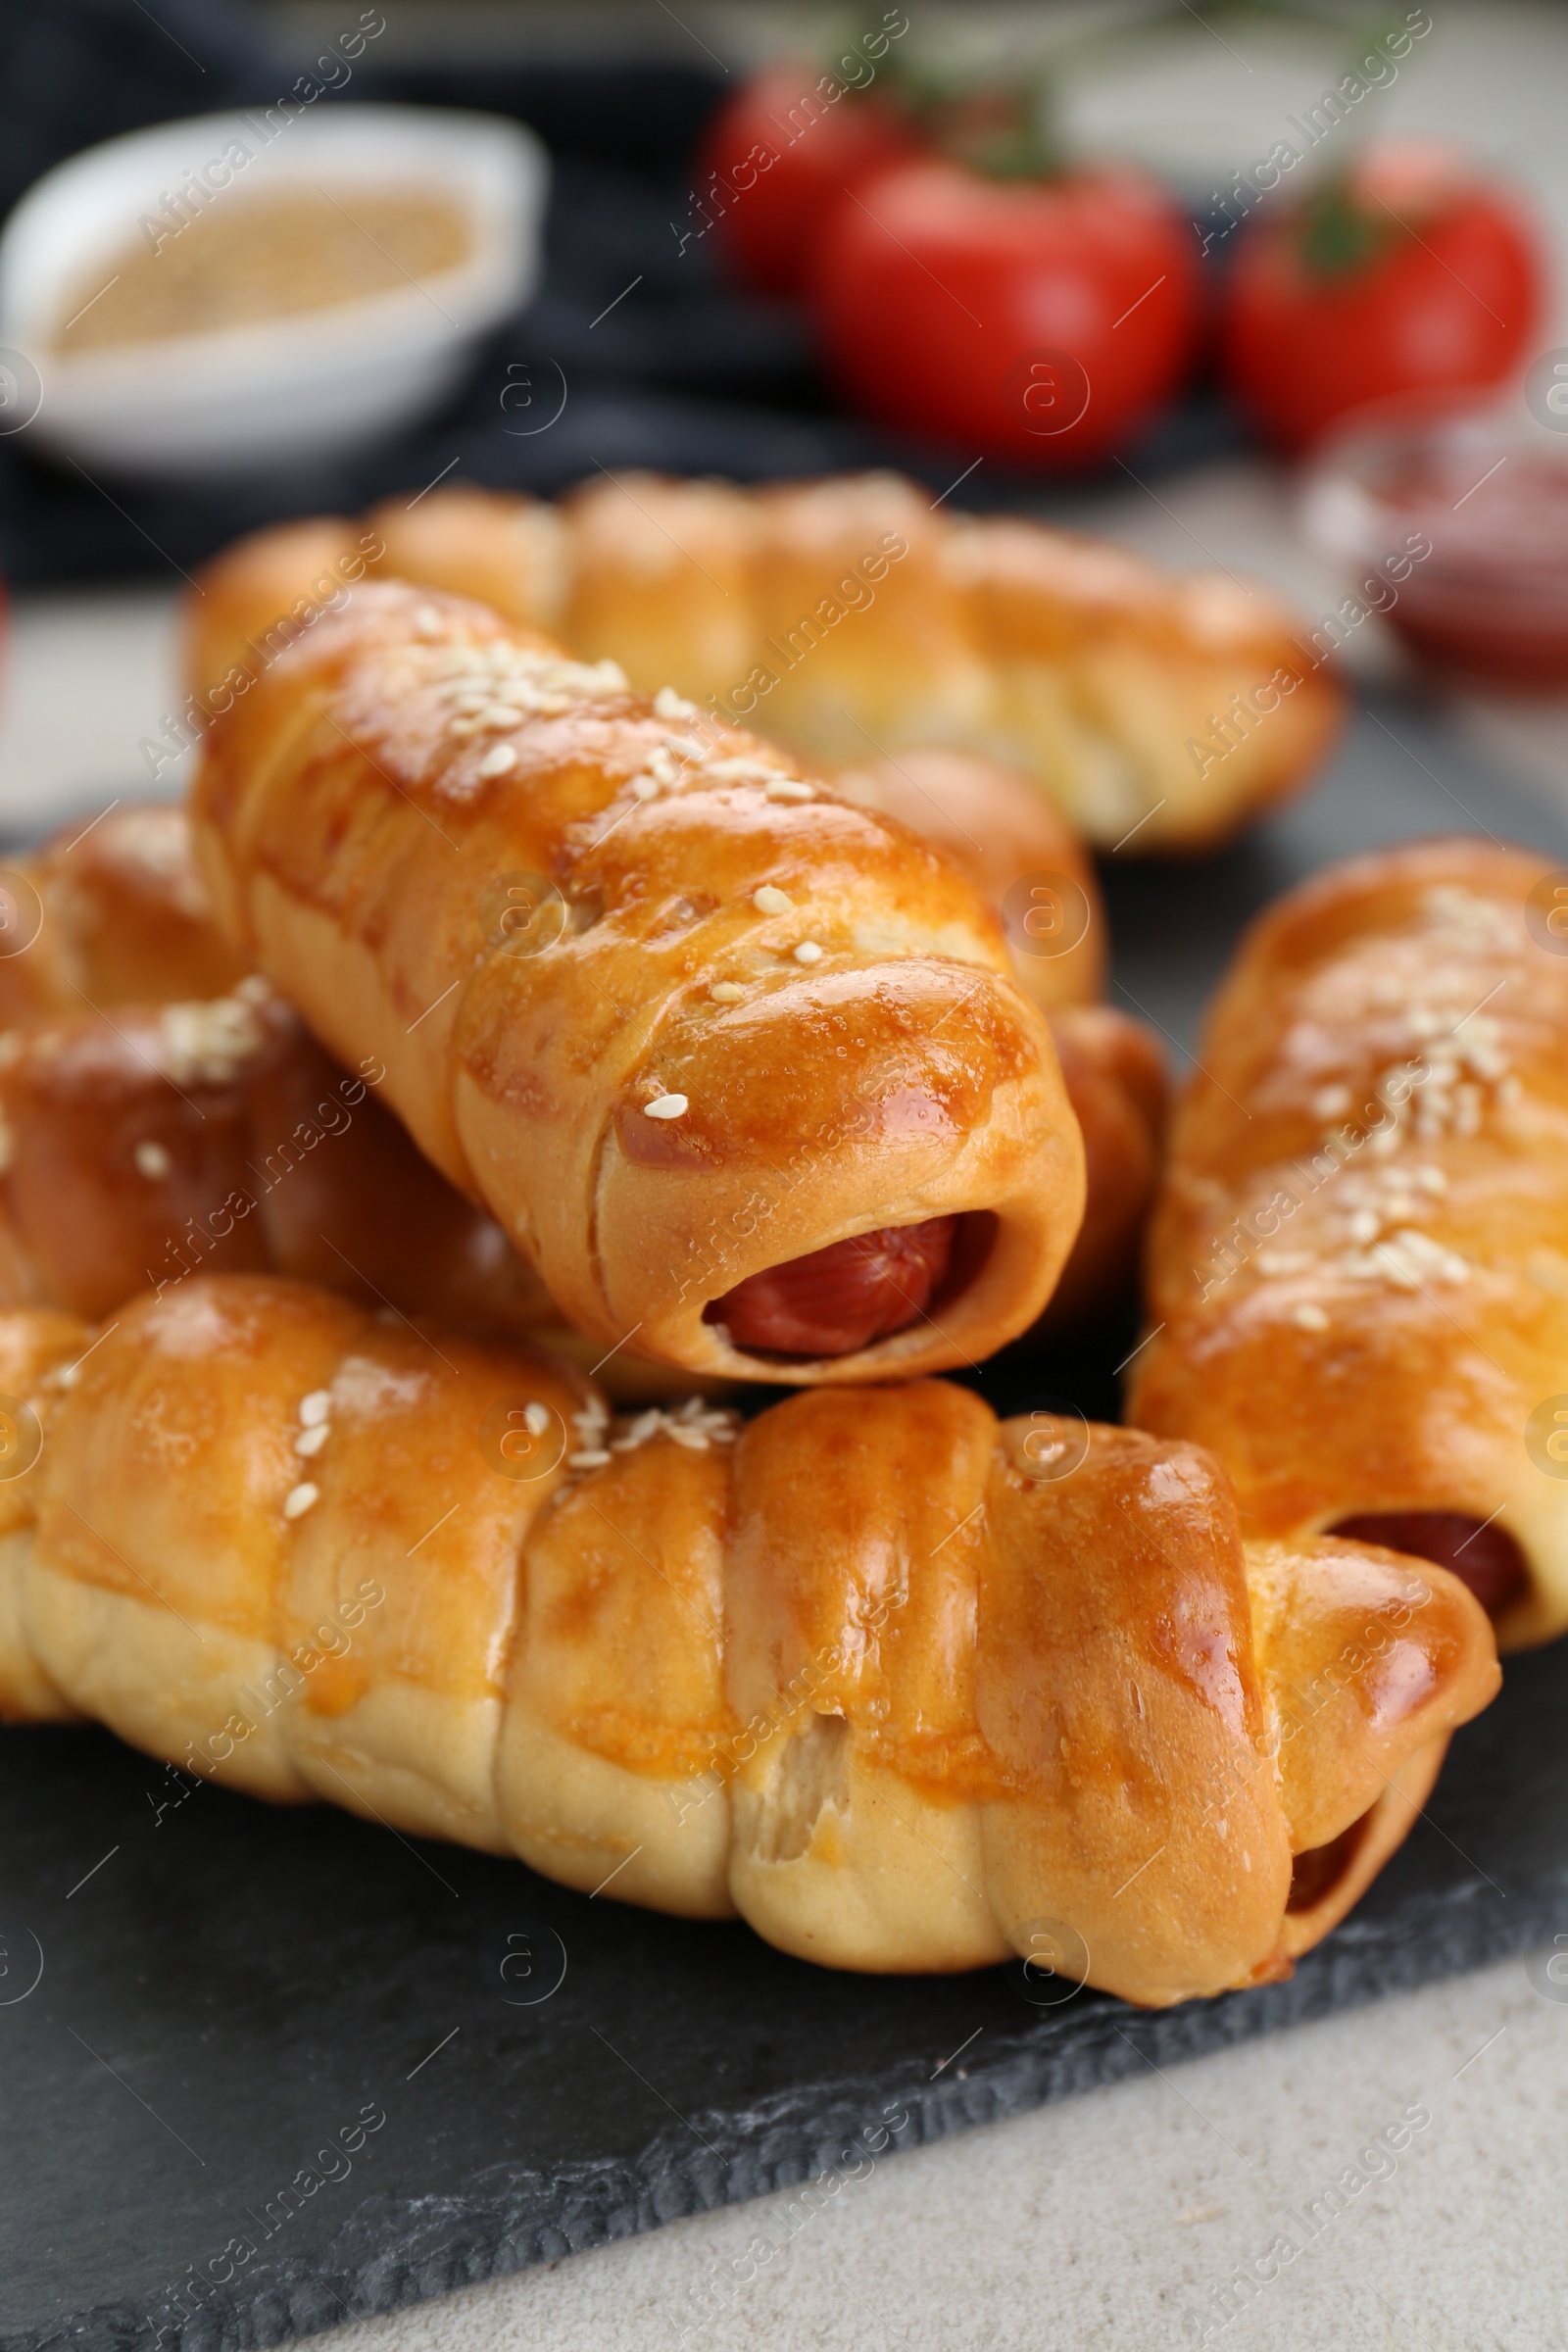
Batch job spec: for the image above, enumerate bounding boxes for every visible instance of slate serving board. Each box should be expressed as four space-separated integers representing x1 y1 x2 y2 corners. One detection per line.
4 690 1568 2352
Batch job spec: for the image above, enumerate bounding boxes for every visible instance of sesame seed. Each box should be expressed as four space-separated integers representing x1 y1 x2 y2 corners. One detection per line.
566 1449 612 1469
477 705 520 732
1348 1209 1379 1245
664 733 708 761
1293 1303 1330 1332
643 1094 689 1120
414 605 443 640
710 981 746 1002
294 1423 329 1458
666 1425 711 1450
300 1391 331 1427
477 744 517 779
1372 1244 1421 1292
159 996 266 1088
654 687 698 721
630 775 661 801
283 1482 319 1521
765 777 815 802
753 885 792 916
523 1402 551 1436
704 758 779 785
1417 1166 1448 1193
1312 1085 1350 1118
793 941 824 965
134 1141 172 1180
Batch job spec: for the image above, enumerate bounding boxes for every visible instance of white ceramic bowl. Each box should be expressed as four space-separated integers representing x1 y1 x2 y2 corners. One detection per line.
0 104 549 480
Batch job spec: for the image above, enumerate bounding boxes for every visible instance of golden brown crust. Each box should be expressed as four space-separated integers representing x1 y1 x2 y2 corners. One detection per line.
0 1304 89 1723
829 745 1104 1009
193 516 368 719
0 1274 1498 2000
1131 836 1568 1649
0 804 248 1025
370 486 568 636
191 580 1084 1383
1045 1004 1167 1328
0 985 555 1332
187 474 1344 852
944 516 1344 850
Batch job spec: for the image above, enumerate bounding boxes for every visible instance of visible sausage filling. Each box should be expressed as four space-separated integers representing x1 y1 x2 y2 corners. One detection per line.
1330 1510 1528 1618
706 1215 958 1357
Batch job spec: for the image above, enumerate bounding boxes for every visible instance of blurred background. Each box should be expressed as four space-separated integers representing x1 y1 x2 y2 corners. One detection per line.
0 0 1565 834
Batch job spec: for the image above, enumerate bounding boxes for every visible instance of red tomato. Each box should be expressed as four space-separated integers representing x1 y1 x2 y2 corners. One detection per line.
698 64 923 298
810 160 1200 467
1222 145 1544 451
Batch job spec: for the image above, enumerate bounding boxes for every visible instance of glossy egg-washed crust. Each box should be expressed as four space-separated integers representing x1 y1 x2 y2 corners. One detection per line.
188 474 1344 852
1132 838 1568 1651
0 802 248 1021
0 1274 1495 2004
191 580 1085 1383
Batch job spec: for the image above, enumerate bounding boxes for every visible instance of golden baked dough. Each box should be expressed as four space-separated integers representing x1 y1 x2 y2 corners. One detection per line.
191 580 1084 1382
187 474 1345 853
1046 1003 1166 1326
1132 837 1568 1651
0 803 246 1025
0 1274 1496 2003
0 982 541 1315
829 743 1104 1010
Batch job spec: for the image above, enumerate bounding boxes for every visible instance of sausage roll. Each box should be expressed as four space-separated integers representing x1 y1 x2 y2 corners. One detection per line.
191 580 1084 1383
1131 837 1568 1651
0 1274 1496 2005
